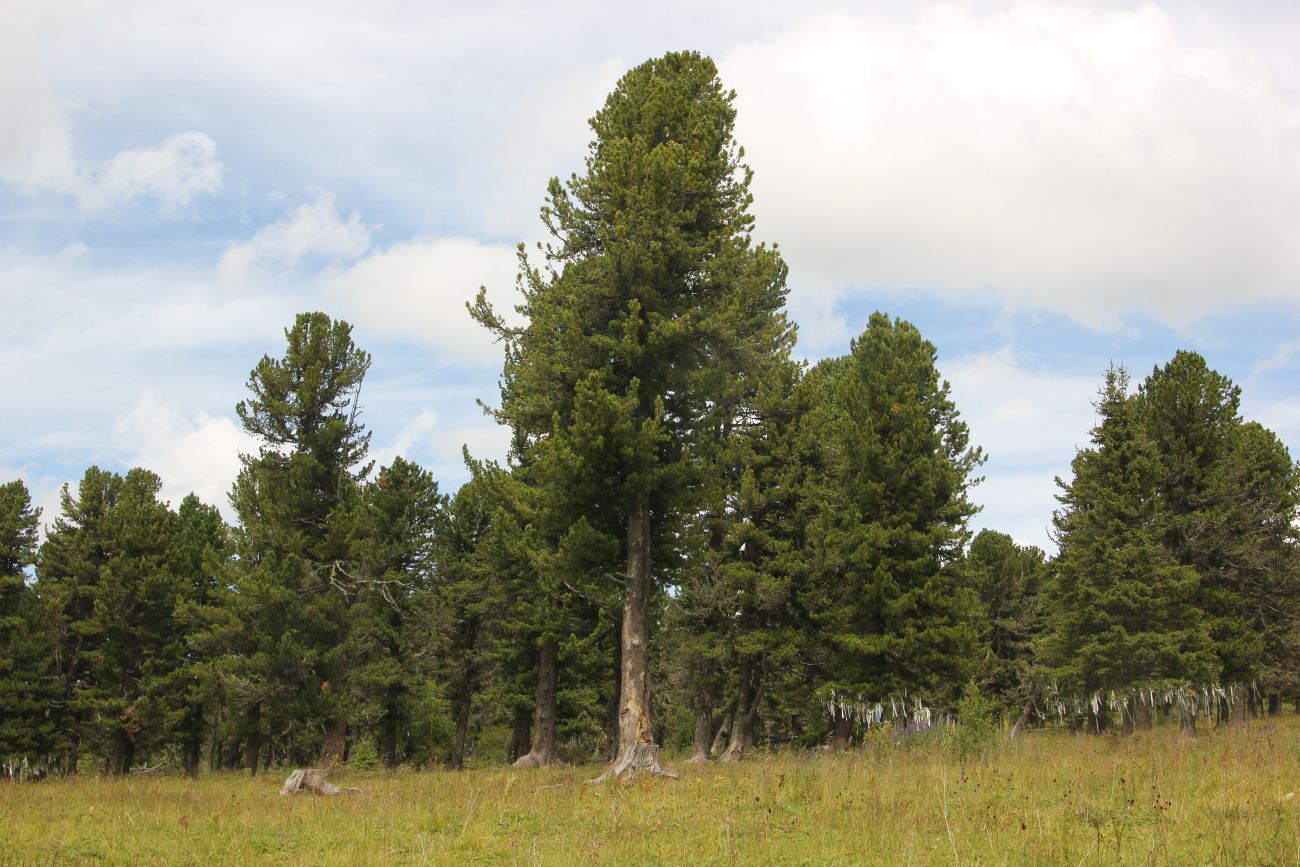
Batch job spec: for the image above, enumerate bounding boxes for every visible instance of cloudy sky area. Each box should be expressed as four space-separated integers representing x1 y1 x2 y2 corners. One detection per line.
3 0 1299 552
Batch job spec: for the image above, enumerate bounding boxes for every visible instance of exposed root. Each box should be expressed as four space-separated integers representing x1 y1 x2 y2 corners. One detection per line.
588 744 678 783
511 751 555 769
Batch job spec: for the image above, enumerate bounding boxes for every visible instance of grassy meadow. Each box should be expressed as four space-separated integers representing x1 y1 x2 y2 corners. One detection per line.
3 717 1298 865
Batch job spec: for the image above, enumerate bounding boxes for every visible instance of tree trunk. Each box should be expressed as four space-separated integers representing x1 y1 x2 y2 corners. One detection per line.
320 718 347 769
515 639 557 768
829 713 853 751
109 727 135 776
182 705 203 779
1267 694 1279 716
244 704 262 776
319 667 350 768
1121 695 1136 735
685 707 712 764
380 703 399 769
450 688 471 770
592 501 675 781
721 654 761 762
1087 703 1107 734
709 711 732 758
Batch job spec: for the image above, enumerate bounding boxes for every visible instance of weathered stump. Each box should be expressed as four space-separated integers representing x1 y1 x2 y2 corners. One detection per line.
589 744 677 782
278 768 361 796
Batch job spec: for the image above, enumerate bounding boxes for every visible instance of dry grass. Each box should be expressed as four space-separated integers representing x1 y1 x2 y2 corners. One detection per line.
3 717 1297 865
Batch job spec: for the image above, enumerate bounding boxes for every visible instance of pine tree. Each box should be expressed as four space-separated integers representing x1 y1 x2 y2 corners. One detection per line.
1136 351 1300 716
957 530 1046 726
473 50 791 779
1042 365 1217 733
225 311 372 771
802 313 984 748
0 480 57 771
347 457 443 768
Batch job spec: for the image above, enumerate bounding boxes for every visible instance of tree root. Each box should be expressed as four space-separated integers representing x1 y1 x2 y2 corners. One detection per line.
588 744 678 783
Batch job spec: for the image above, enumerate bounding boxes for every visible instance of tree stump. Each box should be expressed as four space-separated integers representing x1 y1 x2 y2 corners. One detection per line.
278 768 361 796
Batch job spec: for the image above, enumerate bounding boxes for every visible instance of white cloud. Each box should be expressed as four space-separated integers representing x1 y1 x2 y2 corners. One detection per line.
111 392 255 519
726 5 1300 329
80 132 223 211
943 346 1100 550
371 408 439 470
0 7 222 212
218 192 373 287
320 236 519 364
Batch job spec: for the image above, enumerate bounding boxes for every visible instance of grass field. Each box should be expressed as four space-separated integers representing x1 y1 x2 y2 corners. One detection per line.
3 718 1297 865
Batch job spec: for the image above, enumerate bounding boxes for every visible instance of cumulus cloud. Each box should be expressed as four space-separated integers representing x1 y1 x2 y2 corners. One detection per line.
320 236 520 365
943 346 1100 550
0 7 222 212
112 392 256 519
218 192 373 286
725 5 1300 329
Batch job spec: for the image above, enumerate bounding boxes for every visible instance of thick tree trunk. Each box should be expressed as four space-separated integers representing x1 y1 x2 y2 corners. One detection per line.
1267 694 1279 716
450 690 471 770
381 705 399 769
514 639 557 768
244 704 263 776
109 728 135 776
319 667 350 768
685 708 712 764
829 713 853 751
709 711 732 758
592 502 675 781
721 654 762 762
182 705 203 779
320 718 347 769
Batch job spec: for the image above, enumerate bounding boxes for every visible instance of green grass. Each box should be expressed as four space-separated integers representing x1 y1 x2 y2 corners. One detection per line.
3 718 1298 865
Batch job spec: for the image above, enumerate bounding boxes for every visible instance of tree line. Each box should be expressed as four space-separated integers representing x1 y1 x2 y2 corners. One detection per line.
3 51 1298 779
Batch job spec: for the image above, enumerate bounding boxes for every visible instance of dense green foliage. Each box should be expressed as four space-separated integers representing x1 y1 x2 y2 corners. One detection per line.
4 53 1300 778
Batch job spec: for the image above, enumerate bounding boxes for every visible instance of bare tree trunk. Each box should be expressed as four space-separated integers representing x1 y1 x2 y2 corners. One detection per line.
515 639 558 768
685 707 712 764
1267 694 1279 716
829 714 853 751
182 705 203 779
709 711 732 758
1009 695 1037 740
507 706 531 765
244 704 262 777
721 654 762 762
109 727 135 776
319 667 350 768
380 700 400 769
450 687 471 770
592 501 675 781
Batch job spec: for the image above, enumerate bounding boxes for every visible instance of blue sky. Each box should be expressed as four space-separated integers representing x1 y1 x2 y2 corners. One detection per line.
3 0 1299 552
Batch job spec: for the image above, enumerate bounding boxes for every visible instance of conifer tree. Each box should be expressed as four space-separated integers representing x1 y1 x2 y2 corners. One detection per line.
225 312 371 770
0 480 57 769
348 457 443 768
1042 365 1217 732
473 50 791 779
957 530 1046 723
802 313 984 748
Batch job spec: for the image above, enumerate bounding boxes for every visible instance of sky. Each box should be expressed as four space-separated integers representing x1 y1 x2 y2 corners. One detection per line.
3 0 1299 553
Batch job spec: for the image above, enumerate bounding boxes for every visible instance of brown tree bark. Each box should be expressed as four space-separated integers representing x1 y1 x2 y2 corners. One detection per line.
829 714 853 751
1267 694 1279 716
721 654 763 762
709 711 732 758
319 666 350 768
244 704 262 776
685 707 712 764
450 688 472 770
592 501 675 781
514 639 557 768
